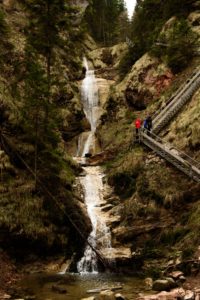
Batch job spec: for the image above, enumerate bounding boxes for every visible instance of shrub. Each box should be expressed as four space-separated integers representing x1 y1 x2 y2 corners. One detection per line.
101 49 113 65
151 19 198 73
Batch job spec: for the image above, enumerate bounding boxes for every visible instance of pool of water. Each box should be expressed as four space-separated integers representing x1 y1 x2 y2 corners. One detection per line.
21 273 146 300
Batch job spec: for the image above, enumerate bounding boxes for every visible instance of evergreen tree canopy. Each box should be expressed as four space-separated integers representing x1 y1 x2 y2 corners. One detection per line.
119 0 197 77
85 0 128 45
0 8 13 71
19 0 77 88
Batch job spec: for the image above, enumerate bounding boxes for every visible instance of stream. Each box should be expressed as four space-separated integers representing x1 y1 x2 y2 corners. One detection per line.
21 273 145 300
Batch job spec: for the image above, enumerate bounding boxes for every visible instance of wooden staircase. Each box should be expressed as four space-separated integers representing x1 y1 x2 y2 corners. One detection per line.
139 68 200 182
140 132 200 182
152 68 200 134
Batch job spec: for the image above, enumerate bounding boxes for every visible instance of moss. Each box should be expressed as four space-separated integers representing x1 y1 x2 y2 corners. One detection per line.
159 227 190 246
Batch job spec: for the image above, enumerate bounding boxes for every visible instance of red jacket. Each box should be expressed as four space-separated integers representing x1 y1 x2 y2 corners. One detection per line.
135 118 141 129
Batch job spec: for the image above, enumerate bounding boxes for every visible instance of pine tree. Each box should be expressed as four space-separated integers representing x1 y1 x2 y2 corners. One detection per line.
119 0 197 77
17 0 76 190
19 0 76 94
85 0 127 45
0 8 13 72
20 46 62 189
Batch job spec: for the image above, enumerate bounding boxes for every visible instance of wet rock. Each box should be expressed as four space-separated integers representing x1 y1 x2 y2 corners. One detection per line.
106 215 121 228
178 276 186 284
169 271 184 280
165 277 177 288
145 278 153 289
137 287 185 300
100 247 132 265
97 290 115 300
81 297 96 300
51 285 67 294
115 293 126 300
113 224 163 242
152 279 175 291
184 290 195 300
101 204 114 212
2 295 11 299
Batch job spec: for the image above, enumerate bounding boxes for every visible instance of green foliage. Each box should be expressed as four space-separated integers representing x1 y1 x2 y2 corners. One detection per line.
145 266 162 280
152 19 198 73
159 227 189 246
0 8 13 71
118 47 138 79
119 0 197 76
101 49 113 65
85 0 128 45
182 247 195 260
109 172 137 198
20 0 74 54
14 0 81 192
107 148 143 198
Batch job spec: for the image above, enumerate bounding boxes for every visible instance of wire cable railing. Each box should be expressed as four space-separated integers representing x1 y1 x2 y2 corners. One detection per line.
141 129 200 169
152 68 200 133
139 129 200 182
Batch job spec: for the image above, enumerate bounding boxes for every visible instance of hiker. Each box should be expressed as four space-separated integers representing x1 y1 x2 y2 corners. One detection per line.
143 118 148 132
135 118 141 141
146 115 152 134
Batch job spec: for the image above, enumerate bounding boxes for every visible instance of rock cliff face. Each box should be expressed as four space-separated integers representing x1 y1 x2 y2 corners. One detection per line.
90 14 200 275
1 0 200 279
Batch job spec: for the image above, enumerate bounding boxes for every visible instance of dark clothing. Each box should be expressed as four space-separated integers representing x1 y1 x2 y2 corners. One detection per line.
147 116 152 131
144 119 148 129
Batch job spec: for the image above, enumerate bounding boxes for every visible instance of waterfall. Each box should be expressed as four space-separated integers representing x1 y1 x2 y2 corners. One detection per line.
77 57 99 157
77 58 114 273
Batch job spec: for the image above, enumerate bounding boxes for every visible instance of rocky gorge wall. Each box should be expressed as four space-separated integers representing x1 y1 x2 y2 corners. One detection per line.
0 0 92 265
1 0 200 286
83 14 200 277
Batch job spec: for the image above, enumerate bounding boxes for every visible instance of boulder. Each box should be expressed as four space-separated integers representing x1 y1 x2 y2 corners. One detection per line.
152 279 174 291
164 277 177 288
177 276 186 284
1 295 11 300
97 290 115 300
137 287 185 300
115 293 126 300
169 271 184 280
184 290 195 300
144 278 153 289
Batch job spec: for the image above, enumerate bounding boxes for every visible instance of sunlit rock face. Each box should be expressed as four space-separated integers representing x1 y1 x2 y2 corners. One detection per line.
112 53 173 111
70 0 88 8
3 0 15 9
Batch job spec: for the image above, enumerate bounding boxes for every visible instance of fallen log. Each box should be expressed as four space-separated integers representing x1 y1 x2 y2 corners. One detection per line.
87 286 123 294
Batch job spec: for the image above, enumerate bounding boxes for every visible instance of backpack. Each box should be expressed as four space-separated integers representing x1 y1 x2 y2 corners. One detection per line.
144 119 148 128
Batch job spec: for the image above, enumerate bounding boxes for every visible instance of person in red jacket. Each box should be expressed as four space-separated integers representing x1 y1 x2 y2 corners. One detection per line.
135 118 141 141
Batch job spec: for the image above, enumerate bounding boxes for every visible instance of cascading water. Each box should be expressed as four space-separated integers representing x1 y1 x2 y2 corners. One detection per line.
77 58 114 273
77 57 99 157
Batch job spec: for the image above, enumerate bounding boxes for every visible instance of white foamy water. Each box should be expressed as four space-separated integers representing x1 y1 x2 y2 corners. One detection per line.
77 167 114 273
82 67 98 132
77 58 114 273
76 57 99 157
